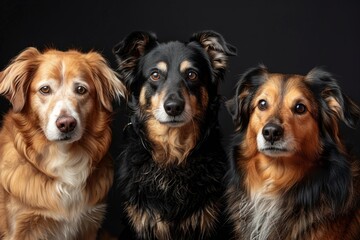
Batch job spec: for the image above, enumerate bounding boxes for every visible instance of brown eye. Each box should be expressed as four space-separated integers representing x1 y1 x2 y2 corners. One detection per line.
258 99 268 111
39 86 51 95
150 71 160 81
76 86 87 95
294 103 307 114
187 71 198 81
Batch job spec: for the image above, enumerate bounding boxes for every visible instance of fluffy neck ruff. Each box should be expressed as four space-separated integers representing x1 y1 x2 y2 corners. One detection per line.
145 117 200 166
2 110 112 210
228 123 357 240
238 131 319 197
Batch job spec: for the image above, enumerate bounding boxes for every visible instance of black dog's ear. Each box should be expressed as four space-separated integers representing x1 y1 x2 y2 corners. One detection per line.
190 31 237 81
306 68 360 132
113 31 158 89
226 65 268 132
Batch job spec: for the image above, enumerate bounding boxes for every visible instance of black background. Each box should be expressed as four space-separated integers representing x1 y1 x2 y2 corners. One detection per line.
1 0 359 156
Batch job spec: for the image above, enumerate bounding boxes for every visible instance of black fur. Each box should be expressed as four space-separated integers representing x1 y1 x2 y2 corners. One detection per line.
117 110 228 240
226 65 268 132
101 31 236 240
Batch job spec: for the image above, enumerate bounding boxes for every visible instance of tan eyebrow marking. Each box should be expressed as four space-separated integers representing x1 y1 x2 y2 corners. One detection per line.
180 60 191 72
156 61 167 72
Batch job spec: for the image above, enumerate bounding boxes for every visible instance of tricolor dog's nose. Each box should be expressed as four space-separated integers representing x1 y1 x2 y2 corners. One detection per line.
164 94 185 117
262 123 284 144
56 116 77 133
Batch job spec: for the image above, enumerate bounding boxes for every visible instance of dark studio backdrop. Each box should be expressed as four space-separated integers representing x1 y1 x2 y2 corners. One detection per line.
1 0 360 158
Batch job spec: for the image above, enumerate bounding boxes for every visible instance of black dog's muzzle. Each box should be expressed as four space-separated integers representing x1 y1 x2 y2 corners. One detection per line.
163 92 185 117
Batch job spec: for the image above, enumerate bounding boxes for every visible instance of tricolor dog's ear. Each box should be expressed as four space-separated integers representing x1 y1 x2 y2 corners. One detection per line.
0 47 41 112
85 52 127 112
189 31 237 82
305 68 360 139
226 65 268 132
113 31 158 91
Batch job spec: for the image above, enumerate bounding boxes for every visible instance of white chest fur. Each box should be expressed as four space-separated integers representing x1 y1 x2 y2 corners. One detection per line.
238 184 283 240
46 144 91 214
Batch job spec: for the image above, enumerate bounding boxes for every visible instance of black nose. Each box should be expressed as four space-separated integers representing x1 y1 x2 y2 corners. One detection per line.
262 123 284 144
164 95 185 116
56 116 77 133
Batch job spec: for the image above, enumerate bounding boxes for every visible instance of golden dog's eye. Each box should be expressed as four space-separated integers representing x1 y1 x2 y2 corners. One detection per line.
294 103 307 114
39 86 51 95
258 99 268 111
187 71 198 81
76 86 87 95
150 71 160 81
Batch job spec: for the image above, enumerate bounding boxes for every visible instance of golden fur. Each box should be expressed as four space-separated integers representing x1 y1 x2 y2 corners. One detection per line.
0 47 126 239
226 67 360 239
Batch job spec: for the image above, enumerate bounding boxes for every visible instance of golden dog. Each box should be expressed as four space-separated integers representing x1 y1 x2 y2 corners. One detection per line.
0 47 125 239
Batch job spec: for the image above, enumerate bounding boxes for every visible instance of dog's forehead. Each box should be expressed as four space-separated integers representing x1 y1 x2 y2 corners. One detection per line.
256 74 313 102
36 52 91 82
261 74 306 91
142 41 206 71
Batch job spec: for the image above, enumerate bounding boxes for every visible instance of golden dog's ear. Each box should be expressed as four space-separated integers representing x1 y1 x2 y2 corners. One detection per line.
0 47 40 112
85 52 127 112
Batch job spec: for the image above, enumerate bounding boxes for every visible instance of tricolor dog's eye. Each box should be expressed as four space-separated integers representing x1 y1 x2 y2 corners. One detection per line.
258 99 268 111
75 86 87 95
150 71 160 81
39 86 51 95
186 70 198 81
294 103 307 114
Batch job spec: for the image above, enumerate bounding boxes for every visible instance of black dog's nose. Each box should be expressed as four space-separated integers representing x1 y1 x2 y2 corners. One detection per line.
262 123 284 144
56 116 77 133
164 95 185 116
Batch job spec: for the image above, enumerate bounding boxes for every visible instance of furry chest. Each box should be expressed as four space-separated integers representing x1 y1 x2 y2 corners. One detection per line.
234 189 283 240
47 148 91 211
123 154 224 220
48 204 106 240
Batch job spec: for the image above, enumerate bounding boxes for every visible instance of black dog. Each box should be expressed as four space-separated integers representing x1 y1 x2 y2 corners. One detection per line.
102 31 236 240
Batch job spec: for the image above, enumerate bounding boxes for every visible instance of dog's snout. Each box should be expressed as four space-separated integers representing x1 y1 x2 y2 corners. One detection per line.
262 123 284 144
164 94 185 117
56 116 77 133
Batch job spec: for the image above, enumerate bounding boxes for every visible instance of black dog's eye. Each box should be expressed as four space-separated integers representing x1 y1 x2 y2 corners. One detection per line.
187 71 198 81
39 86 51 95
294 103 307 114
150 71 160 81
258 99 268 111
75 86 87 95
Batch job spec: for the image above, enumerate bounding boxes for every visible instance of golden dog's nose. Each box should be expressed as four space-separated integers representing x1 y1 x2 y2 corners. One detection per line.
56 116 77 133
